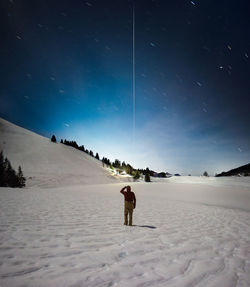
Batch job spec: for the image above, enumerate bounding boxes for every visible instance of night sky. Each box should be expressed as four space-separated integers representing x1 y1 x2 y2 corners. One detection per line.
1 0 250 175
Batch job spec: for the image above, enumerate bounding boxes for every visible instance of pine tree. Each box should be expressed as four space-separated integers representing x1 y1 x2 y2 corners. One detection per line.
3 158 11 186
145 168 151 182
17 166 26 187
203 171 209 177
95 153 99 160
107 159 111 166
89 150 94 157
51 135 57 143
0 151 26 188
5 159 18 187
133 169 140 180
79 145 85 152
125 164 133 175
60 139 63 144
0 151 4 186
114 159 121 168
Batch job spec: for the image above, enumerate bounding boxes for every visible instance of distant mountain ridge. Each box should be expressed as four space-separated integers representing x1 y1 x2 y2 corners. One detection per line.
216 163 250 177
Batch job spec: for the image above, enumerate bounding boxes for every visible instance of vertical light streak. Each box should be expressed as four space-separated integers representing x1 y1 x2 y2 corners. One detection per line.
132 2 135 139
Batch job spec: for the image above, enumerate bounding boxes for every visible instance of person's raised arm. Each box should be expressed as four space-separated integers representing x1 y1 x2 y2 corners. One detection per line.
120 186 127 195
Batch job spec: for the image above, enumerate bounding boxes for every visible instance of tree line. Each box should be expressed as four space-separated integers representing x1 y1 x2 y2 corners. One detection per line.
51 135 151 182
0 151 26 187
51 135 100 160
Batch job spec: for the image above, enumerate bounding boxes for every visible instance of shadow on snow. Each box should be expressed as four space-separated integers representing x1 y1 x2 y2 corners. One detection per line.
133 225 157 229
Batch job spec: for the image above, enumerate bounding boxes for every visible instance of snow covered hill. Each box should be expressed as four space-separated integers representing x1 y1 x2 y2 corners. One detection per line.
0 118 121 187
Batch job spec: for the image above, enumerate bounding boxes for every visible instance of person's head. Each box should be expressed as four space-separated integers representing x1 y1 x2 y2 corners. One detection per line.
127 185 131 192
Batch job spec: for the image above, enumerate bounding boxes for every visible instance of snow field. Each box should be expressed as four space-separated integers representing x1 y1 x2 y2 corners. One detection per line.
0 182 250 287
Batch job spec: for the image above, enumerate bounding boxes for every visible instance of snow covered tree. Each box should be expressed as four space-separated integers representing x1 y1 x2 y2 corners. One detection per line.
51 135 57 143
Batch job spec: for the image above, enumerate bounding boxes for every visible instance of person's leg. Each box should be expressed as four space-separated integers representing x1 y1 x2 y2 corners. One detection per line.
124 203 128 225
128 203 134 226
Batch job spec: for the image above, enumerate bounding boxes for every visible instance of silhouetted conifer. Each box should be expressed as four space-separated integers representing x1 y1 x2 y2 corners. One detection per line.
79 145 85 152
0 151 26 187
5 158 16 187
0 151 4 186
4 158 11 185
95 153 99 160
60 139 63 143
114 159 121 168
125 164 133 175
17 166 26 187
133 169 140 180
145 168 151 182
51 135 57 143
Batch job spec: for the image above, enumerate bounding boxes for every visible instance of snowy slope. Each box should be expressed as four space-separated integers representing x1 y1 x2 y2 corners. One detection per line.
0 118 122 187
0 182 250 287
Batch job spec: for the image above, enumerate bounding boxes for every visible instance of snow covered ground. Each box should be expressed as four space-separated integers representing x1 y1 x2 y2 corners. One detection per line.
1 118 250 286
1 180 250 287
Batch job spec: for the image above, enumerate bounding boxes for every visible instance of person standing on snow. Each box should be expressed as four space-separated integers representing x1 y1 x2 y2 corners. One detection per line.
120 185 136 226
